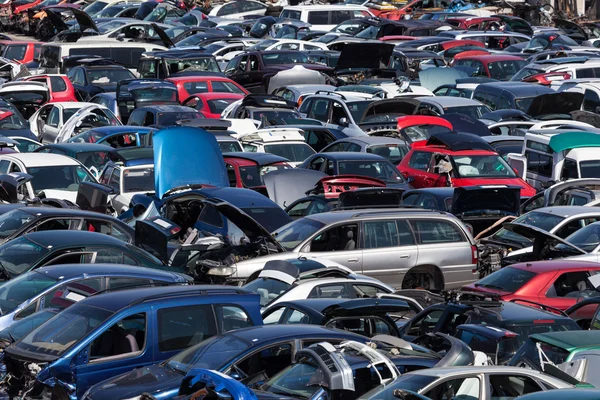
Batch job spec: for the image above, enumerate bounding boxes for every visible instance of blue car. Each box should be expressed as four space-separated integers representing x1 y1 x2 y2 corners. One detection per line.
68 126 156 148
34 143 114 177
82 324 367 400
4 285 262 399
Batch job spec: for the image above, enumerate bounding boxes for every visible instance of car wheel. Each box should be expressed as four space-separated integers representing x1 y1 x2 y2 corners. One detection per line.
402 271 435 291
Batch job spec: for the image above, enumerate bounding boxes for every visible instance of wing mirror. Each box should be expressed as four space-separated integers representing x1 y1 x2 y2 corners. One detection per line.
338 117 349 127
116 33 126 41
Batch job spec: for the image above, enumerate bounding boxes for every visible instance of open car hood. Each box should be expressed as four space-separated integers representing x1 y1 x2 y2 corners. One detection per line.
322 298 410 319
554 18 588 42
44 5 98 33
75 181 114 214
264 169 327 208
359 98 419 124
503 222 587 258
452 186 520 217
56 105 121 143
418 67 470 92
154 127 228 199
258 260 300 285
0 172 31 203
308 175 387 199
334 42 394 71
267 65 326 94
526 92 584 118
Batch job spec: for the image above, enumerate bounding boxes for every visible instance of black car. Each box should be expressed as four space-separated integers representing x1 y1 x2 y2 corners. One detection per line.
67 61 136 101
127 105 204 128
137 51 221 79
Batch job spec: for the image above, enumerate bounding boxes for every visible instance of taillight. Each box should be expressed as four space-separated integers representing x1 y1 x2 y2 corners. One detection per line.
471 245 478 265
297 96 304 108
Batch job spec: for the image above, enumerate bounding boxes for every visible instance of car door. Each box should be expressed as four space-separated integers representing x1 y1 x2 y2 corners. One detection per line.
299 223 363 272
229 55 250 87
246 55 263 91
403 150 434 188
543 269 600 310
486 373 547 397
361 219 418 289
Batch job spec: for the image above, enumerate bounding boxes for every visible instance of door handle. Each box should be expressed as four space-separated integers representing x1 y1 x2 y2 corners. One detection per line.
399 254 411 259
347 258 359 263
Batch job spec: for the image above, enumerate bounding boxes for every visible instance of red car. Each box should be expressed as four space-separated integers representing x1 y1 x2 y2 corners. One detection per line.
21 74 77 102
224 152 292 193
396 115 453 143
182 92 244 119
0 40 40 63
452 54 528 81
166 75 249 103
439 39 485 51
398 132 536 197
446 16 502 30
462 260 600 311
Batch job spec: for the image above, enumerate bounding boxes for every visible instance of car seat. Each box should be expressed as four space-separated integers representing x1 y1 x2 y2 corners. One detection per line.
344 230 356 250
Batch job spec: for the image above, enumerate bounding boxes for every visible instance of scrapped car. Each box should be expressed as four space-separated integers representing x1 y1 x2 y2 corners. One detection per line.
127 104 202 128
182 92 244 119
34 142 113 177
137 51 221 79
238 128 315 167
68 126 155 148
321 136 409 165
21 74 77 103
0 81 49 120
3 285 262 399
224 152 291 193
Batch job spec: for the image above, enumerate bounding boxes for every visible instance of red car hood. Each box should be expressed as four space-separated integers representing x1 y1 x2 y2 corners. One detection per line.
452 178 536 198
14 0 39 13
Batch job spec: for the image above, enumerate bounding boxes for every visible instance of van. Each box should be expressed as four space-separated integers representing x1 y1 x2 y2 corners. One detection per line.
279 5 373 31
39 41 167 74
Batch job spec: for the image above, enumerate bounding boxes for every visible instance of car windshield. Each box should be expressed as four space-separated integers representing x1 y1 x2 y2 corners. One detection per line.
84 0 107 15
241 206 290 233
488 60 528 80
17 304 113 357
96 20 128 33
401 125 452 142
1 309 58 342
86 69 135 86
0 109 27 130
452 154 516 178
0 209 36 240
337 160 405 184
514 338 571 368
347 101 372 121
490 211 565 247
238 164 291 188
565 222 600 252
166 334 252 373
355 25 383 39
474 267 537 293
123 167 154 193
158 112 201 127
166 58 221 74
272 218 326 251
219 141 243 153
366 144 409 164
261 52 309 65
75 151 110 172
444 105 491 119
95 6 125 17
243 277 290 306
0 271 58 313
144 6 166 21
28 165 94 193
261 357 323 399
0 236 51 277
0 91 46 105
263 143 314 163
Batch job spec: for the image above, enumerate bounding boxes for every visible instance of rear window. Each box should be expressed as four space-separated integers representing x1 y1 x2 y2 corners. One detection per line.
474 267 537 293
50 76 67 92
4 45 26 61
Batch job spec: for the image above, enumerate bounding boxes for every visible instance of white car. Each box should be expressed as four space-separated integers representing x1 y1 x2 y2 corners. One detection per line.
98 159 154 214
208 0 267 19
81 21 172 44
249 39 328 52
0 153 97 202
238 128 316 167
84 0 141 17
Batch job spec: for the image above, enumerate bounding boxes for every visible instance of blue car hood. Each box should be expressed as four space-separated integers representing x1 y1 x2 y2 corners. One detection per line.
85 363 183 399
154 127 228 198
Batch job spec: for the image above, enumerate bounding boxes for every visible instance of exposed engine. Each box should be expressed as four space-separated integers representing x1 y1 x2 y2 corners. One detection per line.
3 356 49 400
476 244 508 278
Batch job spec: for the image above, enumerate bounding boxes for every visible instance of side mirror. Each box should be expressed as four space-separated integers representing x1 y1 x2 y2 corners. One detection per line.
338 117 349 127
117 33 126 41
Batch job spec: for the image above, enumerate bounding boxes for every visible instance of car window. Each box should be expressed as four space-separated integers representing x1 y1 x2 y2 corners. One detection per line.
307 99 330 122
84 220 131 242
47 107 60 127
584 89 600 112
309 224 358 251
408 151 432 171
561 158 579 180
93 248 134 264
158 305 217 352
353 284 388 297
346 143 362 152
307 10 329 24
308 156 325 171
89 312 146 362
285 309 309 324
235 343 292 379
287 200 310 218
525 150 552 177
363 220 399 249
109 169 120 191
31 218 80 232
323 142 347 152
308 283 348 299
107 277 152 290
215 305 252 333
488 375 543 399
406 309 444 337
546 271 600 298
554 217 600 238
425 377 481 400
263 307 285 324
410 219 465 244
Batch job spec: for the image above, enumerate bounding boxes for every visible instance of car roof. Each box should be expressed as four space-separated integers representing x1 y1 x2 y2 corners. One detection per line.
508 260 600 273
13 207 127 219
86 126 155 136
341 137 407 145
223 152 288 165
39 143 113 153
135 105 196 112
534 205 600 217
20 230 130 248
531 330 600 350
34 263 184 281
0 153 80 167
77 285 252 313
304 208 445 225
315 152 387 161
417 96 483 107
457 54 527 62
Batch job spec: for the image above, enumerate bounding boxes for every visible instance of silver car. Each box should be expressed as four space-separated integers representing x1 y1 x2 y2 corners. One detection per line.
234 208 478 291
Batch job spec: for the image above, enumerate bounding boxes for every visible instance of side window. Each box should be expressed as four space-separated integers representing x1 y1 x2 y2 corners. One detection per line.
109 169 120 191
215 305 252 333
224 55 242 74
584 89 600 113
308 283 348 298
32 218 78 232
402 193 421 205
42 277 103 311
99 166 113 185
0 160 10 173
263 307 285 324
323 142 347 152
307 99 331 122
285 309 309 324
143 112 155 126
408 151 432 171
561 159 579 180
248 55 259 71
46 107 60 127
554 218 588 238
363 220 399 249
93 248 130 264
309 224 358 252
346 143 362 152
411 219 465 244
238 55 249 72
498 95 512 110
525 151 553 178
425 377 481 400
287 200 310 218
406 309 444 337
234 343 292 379
396 219 416 246
307 10 329 24
9 163 21 173
14 301 37 320
89 313 146 362
352 284 388 297
546 271 599 298
308 156 326 171
578 68 595 78
305 130 333 152
108 277 151 290
331 101 348 123
158 305 217 352
128 111 145 126
488 375 543 398
85 220 131 242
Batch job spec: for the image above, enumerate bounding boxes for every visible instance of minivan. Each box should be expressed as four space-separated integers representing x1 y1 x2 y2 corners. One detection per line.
39 41 167 73
279 5 373 31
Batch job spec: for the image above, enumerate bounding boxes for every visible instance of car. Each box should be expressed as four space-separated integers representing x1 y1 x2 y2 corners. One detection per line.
415 96 491 119
511 57 600 82
0 206 134 244
3 284 262 399
175 119 245 153
472 82 556 113
181 92 244 118
68 126 155 148
127 105 203 128
360 366 574 399
299 152 411 189
166 75 249 102
207 0 267 18
0 81 50 120
223 94 304 124
34 142 113 177
239 128 315 167
0 229 167 279
452 54 528 81
0 40 40 63
515 389 600 400
0 153 97 202
21 74 77 103
0 104 37 141
66 62 136 101
137 51 221 79
463 260 600 311
234 207 478 291
445 16 503 31
223 152 292 192
321 136 410 165
92 3 140 18
398 132 536 198
438 30 531 50
0 263 190 331
81 21 172 46
82 324 369 400
271 84 336 105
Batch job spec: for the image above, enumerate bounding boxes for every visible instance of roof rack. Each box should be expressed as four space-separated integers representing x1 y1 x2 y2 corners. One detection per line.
314 90 347 100
350 208 441 218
